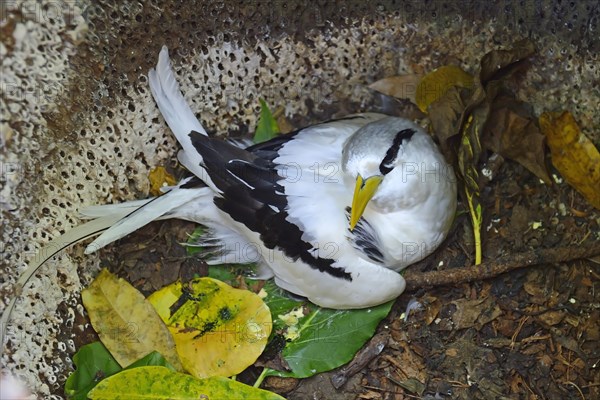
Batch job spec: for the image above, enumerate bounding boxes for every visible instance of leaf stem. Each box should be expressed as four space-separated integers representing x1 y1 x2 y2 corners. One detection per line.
296 308 319 337
466 189 482 265
253 367 269 388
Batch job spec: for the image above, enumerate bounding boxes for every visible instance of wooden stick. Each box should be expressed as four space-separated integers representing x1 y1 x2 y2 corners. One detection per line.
404 243 600 291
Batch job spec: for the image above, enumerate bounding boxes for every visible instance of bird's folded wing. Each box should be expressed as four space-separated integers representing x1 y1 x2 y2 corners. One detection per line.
188 131 356 280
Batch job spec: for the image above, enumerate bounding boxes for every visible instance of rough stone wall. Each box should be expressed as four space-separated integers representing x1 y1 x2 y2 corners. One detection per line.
1 0 598 397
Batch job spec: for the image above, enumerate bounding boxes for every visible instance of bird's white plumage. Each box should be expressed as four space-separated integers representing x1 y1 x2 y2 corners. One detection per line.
341 118 457 268
35 46 456 309
83 177 210 254
148 47 219 192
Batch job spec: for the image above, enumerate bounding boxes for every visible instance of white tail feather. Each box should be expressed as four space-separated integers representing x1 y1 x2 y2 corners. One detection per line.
148 46 206 143
0 214 123 351
148 46 220 191
84 185 206 254
79 199 153 219
2 46 221 353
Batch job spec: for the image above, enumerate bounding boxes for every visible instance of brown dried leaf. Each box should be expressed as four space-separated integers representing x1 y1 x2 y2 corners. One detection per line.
536 310 566 326
416 65 474 113
539 111 600 209
387 340 428 385
369 74 422 104
358 391 382 400
422 295 441 325
482 97 551 184
450 297 502 330
427 85 473 162
480 39 536 84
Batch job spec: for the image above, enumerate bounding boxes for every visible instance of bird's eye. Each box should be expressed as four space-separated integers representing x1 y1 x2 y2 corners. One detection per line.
378 128 415 175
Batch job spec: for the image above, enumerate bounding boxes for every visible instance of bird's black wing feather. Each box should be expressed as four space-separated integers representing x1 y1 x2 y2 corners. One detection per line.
345 207 385 264
188 130 352 281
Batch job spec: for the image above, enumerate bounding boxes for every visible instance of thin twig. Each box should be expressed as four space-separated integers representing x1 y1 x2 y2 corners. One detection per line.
404 243 600 291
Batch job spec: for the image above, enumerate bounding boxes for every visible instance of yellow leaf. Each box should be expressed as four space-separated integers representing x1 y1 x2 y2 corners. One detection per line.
148 166 177 196
369 74 422 104
416 65 474 113
81 269 183 370
88 366 285 400
148 278 272 378
539 111 600 209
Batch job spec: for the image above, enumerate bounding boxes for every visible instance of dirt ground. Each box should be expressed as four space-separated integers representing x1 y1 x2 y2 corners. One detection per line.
5 1 600 398
72 155 600 400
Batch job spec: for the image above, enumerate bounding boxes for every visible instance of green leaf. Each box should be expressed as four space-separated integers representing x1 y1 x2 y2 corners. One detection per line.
261 282 394 378
206 264 260 288
254 99 280 143
65 342 121 400
65 344 177 399
260 281 304 333
88 366 285 400
185 225 206 256
126 351 175 370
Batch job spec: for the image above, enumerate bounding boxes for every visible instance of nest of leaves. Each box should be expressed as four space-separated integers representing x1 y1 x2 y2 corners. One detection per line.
59 40 600 399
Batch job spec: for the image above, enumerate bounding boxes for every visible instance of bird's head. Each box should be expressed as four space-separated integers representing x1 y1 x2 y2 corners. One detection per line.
341 116 424 230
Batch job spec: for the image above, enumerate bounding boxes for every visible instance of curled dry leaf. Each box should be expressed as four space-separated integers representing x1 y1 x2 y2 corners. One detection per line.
482 97 551 184
416 65 474 113
421 295 442 326
368 74 422 104
479 39 536 84
539 111 600 209
81 269 183 370
148 277 272 378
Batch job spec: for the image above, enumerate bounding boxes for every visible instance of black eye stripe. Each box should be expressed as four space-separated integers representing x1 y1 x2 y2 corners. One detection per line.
379 128 415 175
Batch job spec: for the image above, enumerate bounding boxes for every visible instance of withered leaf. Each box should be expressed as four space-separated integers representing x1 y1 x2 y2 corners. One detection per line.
458 99 490 194
81 269 183 371
482 97 551 184
369 74 422 104
416 40 541 266
427 86 472 162
450 297 502 330
429 82 489 265
416 65 474 113
539 111 600 209
479 39 536 84
421 295 442 326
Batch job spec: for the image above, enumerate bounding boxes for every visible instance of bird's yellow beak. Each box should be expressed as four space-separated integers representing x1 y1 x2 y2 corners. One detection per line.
350 174 383 231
